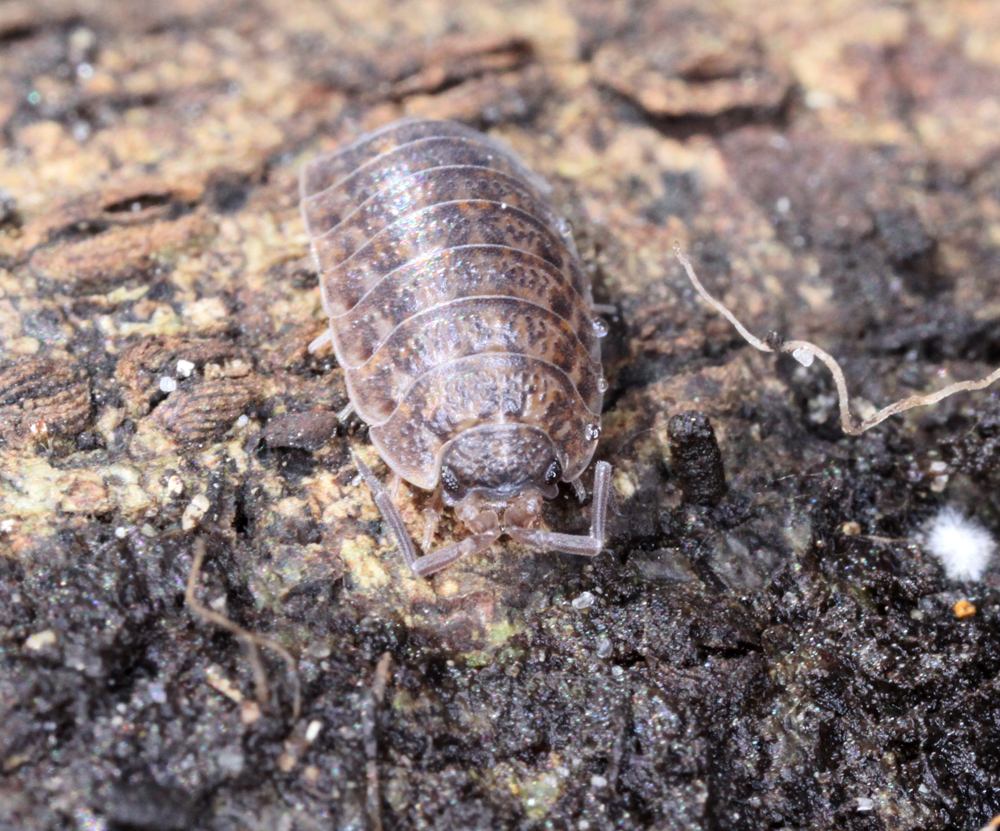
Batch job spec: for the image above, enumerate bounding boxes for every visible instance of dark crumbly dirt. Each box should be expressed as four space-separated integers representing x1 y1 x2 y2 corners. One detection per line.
2 1 1000 829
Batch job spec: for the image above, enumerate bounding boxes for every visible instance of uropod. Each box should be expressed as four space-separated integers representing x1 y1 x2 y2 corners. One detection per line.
300 119 612 576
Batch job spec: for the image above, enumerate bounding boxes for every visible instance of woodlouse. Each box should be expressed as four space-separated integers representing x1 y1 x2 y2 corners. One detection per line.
300 118 611 576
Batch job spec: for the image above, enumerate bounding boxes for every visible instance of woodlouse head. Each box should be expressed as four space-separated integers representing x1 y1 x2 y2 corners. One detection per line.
439 423 563 506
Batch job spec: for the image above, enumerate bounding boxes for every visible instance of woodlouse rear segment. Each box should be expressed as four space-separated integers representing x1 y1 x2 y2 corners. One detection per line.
301 119 610 575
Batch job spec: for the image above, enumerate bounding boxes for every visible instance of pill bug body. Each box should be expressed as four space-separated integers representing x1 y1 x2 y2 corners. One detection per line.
301 119 611 575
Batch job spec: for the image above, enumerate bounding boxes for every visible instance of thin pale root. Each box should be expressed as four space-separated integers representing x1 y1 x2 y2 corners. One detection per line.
674 245 1000 435
186 538 302 720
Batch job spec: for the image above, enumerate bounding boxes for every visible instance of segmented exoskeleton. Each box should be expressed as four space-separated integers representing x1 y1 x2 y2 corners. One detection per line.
301 118 611 575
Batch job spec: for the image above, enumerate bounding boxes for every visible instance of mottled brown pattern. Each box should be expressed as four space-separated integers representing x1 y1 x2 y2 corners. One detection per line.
303 165 562 264
331 246 598 368
305 136 549 238
301 118 603 492
315 200 582 316
369 353 598 489
301 119 544 200
345 296 601 423
439 423 561 504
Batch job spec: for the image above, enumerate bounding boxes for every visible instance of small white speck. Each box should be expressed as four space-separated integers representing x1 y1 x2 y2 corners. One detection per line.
590 775 608 789
571 591 595 610
592 317 609 337
596 636 613 658
176 359 195 377
236 414 249 427
611 665 624 677
24 630 57 651
924 506 997 581
73 806 107 831
0 519 15 534
140 524 156 538
578 822 590 831
76 62 94 79
929 461 948 473
854 796 875 812
306 641 332 659
776 196 791 214
181 493 211 531
158 376 177 393
585 423 601 441
306 719 322 742
217 747 245 774
114 526 127 539
149 683 167 703
805 90 835 109
792 348 814 367
71 121 91 142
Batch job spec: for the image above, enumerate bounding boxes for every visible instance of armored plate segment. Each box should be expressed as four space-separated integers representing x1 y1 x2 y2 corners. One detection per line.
300 118 605 492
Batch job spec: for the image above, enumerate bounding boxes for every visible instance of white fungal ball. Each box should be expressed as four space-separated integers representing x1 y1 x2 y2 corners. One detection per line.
924 506 997 581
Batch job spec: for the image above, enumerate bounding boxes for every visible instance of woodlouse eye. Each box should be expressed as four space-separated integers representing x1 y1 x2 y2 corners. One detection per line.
441 465 461 494
544 460 561 486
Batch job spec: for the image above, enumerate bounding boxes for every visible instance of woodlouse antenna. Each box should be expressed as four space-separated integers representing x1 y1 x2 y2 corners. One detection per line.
674 244 1000 435
506 460 611 556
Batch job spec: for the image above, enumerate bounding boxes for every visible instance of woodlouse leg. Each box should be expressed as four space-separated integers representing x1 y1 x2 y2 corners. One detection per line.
507 462 612 557
352 451 502 576
308 328 333 353
591 303 617 316
421 486 444 552
352 451 421 567
408 511 502 577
